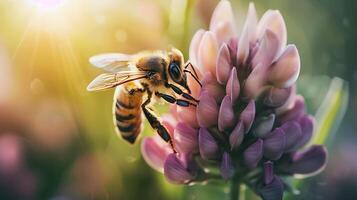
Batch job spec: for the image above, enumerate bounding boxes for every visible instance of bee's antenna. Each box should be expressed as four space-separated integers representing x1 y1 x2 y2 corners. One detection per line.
184 62 199 80
184 69 202 87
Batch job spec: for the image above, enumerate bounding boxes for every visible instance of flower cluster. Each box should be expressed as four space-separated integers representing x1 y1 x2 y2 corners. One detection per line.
141 1 327 199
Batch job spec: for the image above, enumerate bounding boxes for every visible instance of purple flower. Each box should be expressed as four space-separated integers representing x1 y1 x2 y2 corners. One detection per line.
141 1 327 198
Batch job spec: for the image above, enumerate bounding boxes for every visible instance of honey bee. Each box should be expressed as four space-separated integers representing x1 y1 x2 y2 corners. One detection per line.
87 48 201 151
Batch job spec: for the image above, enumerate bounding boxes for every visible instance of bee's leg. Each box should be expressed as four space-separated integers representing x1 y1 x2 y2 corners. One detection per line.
169 84 199 103
141 91 176 152
155 92 197 107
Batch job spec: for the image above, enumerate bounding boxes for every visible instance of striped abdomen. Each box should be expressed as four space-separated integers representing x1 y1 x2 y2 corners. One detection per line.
113 82 144 144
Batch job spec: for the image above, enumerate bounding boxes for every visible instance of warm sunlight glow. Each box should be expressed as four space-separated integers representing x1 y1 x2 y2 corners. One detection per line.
30 0 65 11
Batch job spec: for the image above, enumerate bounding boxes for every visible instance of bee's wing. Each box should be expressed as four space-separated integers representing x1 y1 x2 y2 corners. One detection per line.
89 53 135 72
87 71 148 91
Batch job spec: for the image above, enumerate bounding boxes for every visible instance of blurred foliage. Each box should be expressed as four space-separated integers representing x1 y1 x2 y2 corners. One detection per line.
0 0 354 200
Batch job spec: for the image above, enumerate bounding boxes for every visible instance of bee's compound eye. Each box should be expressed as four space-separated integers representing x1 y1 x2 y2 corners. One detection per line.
169 62 181 82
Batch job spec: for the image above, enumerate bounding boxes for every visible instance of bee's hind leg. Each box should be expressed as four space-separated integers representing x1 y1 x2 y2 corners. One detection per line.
142 91 176 152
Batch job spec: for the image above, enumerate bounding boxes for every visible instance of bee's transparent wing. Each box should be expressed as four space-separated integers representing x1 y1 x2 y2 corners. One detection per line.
87 71 148 91
89 53 134 72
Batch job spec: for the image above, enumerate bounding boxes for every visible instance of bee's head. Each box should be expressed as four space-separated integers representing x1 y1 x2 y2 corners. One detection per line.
167 48 191 93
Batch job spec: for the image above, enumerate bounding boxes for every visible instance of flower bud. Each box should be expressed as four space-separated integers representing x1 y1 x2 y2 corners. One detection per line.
216 43 232 84
278 95 305 124
293 115 314 150
220 152 235 180
257 175 284 200
209 0 236 45
198 128 220 160
218 95 236 131
197 91 219 128
164 153 197 184
239 100 256 133
252 29 281 70
280 121 302 152
226 68 240 103
268 45 300 88
257 10 287 54
237 2 257 65
229 121 244 150
189 29 205 70
263 161 274 185
258 86 292 107
198 31 219 76
202 73 225 102
263 128 286 160
252 113 275 138
243 139 263 169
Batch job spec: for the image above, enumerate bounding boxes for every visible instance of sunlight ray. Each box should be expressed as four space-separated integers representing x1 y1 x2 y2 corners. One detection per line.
11 16 38 60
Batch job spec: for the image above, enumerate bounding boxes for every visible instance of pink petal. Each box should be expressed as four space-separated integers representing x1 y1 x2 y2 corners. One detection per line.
218 95 236 131
229 121 245 150
227 37 238 62
263 128 286 160
281 145 327 176
141 136 172 173
226 68 240 103
177 106 199 128
257 10 287 53
243 139 263 169
216 43 233 84
258 86 293 108
197 91 219 128
212 22 237 47
169 105 178 119
252 29 281 70
209 0 236 45
239 100 256 133
164 153 196 184
280 121 302 152
275 85 297 114
243 63 267 98
199 127 220 160
252 113 276 138
278 95 306 124
173 123 198 154
236 2 257 65
202 72 225 102
189 29 205 71
268 45 300 88
292 115 314 150
197 31 219 76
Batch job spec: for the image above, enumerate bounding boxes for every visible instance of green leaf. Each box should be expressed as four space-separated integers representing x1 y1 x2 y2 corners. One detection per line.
310 77 349 145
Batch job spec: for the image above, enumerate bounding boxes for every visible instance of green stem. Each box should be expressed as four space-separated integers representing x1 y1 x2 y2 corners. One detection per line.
230 178 240 200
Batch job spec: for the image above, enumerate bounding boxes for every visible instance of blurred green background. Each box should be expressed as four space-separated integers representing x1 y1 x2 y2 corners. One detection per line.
0 0 355 199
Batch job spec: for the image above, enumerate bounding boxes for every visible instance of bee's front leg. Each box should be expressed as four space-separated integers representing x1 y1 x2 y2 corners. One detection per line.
142 91 176 152
155 92 197 107
168 84 199 103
